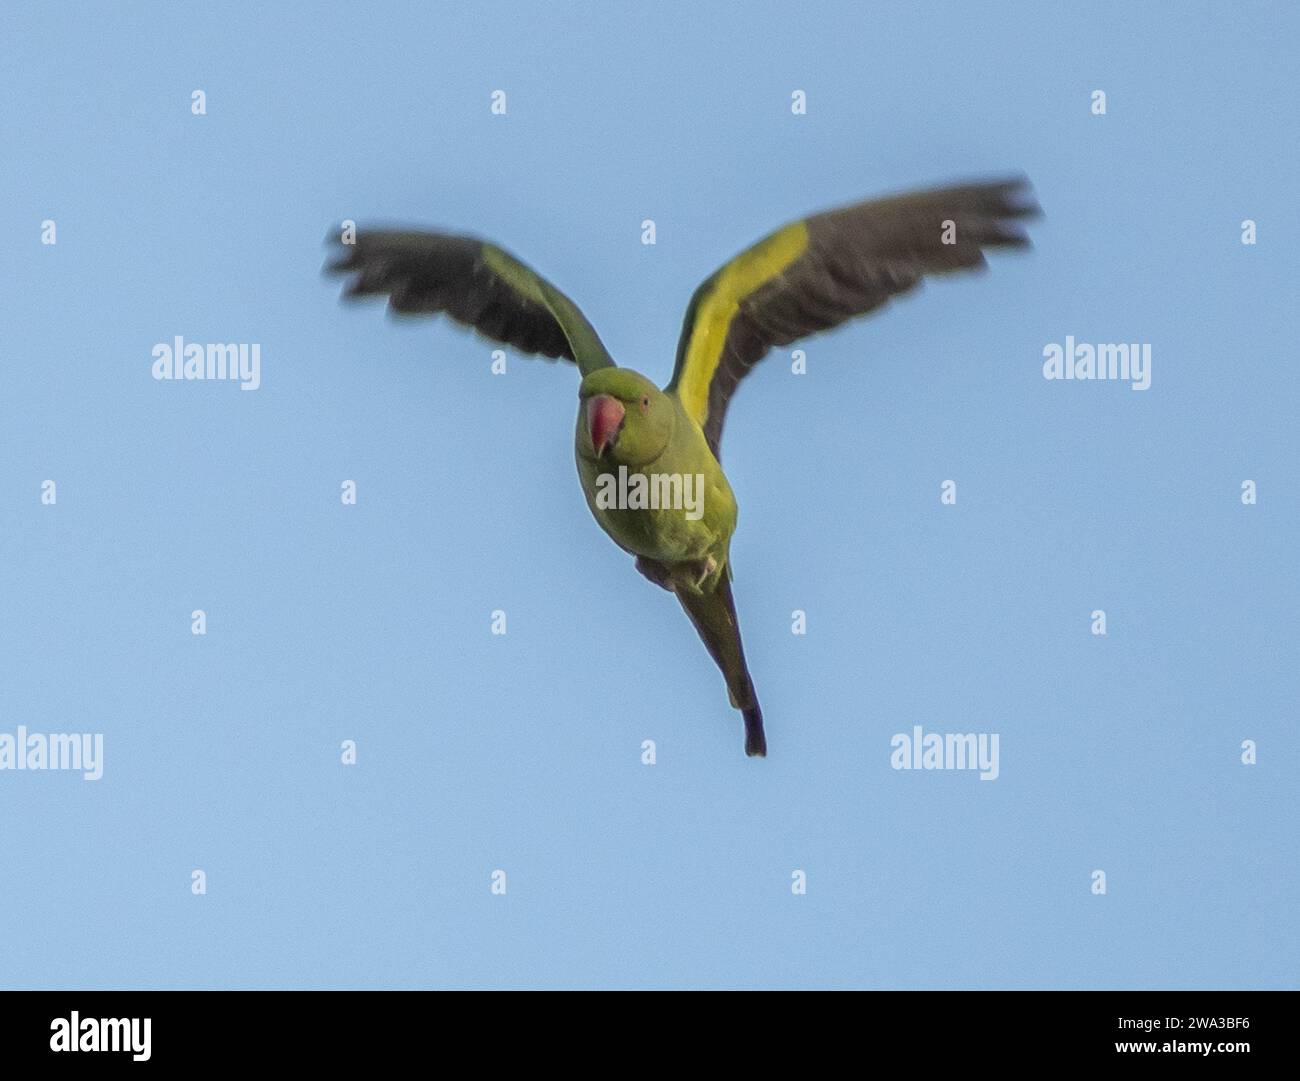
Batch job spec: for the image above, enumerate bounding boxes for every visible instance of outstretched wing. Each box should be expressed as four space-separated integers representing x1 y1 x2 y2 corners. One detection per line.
326 228 615 376
667 178 1039 457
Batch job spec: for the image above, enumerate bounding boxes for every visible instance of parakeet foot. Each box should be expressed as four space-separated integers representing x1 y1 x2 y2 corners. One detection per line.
695 555 718 589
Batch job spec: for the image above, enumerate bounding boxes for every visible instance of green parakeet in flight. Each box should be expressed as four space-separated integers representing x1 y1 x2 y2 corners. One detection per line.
326 177 1038 757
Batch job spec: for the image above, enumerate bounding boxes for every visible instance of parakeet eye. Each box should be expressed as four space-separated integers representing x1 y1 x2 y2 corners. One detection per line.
639 396 649 413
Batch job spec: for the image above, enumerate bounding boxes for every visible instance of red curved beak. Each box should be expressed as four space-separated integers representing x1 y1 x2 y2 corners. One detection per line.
587 394 625 457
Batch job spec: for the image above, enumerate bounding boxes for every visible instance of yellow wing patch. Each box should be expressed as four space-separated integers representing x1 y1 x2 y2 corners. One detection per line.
676 221 809 427
483 244 547 305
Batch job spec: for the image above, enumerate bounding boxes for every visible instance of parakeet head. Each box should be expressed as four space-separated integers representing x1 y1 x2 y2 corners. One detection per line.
577 368 674 466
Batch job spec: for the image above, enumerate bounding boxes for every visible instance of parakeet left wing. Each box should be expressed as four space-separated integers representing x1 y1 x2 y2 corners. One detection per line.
667 178 1038 457
325 228 615 376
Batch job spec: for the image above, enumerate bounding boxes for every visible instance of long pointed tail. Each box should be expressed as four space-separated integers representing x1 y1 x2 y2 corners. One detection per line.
743 704 767 757
675 571 767 757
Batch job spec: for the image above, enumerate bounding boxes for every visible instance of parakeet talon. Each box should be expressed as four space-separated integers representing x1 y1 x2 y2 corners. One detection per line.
696 555 718 589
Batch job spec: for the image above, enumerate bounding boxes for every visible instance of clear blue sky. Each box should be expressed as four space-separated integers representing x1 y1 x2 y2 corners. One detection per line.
1 2 1295 989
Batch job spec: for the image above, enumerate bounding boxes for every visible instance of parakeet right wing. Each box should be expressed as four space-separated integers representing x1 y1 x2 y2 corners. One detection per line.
325 228 616 377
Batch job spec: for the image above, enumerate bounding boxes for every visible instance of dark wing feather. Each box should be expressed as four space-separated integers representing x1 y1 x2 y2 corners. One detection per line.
668 178 1039 457
326 229 614 375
